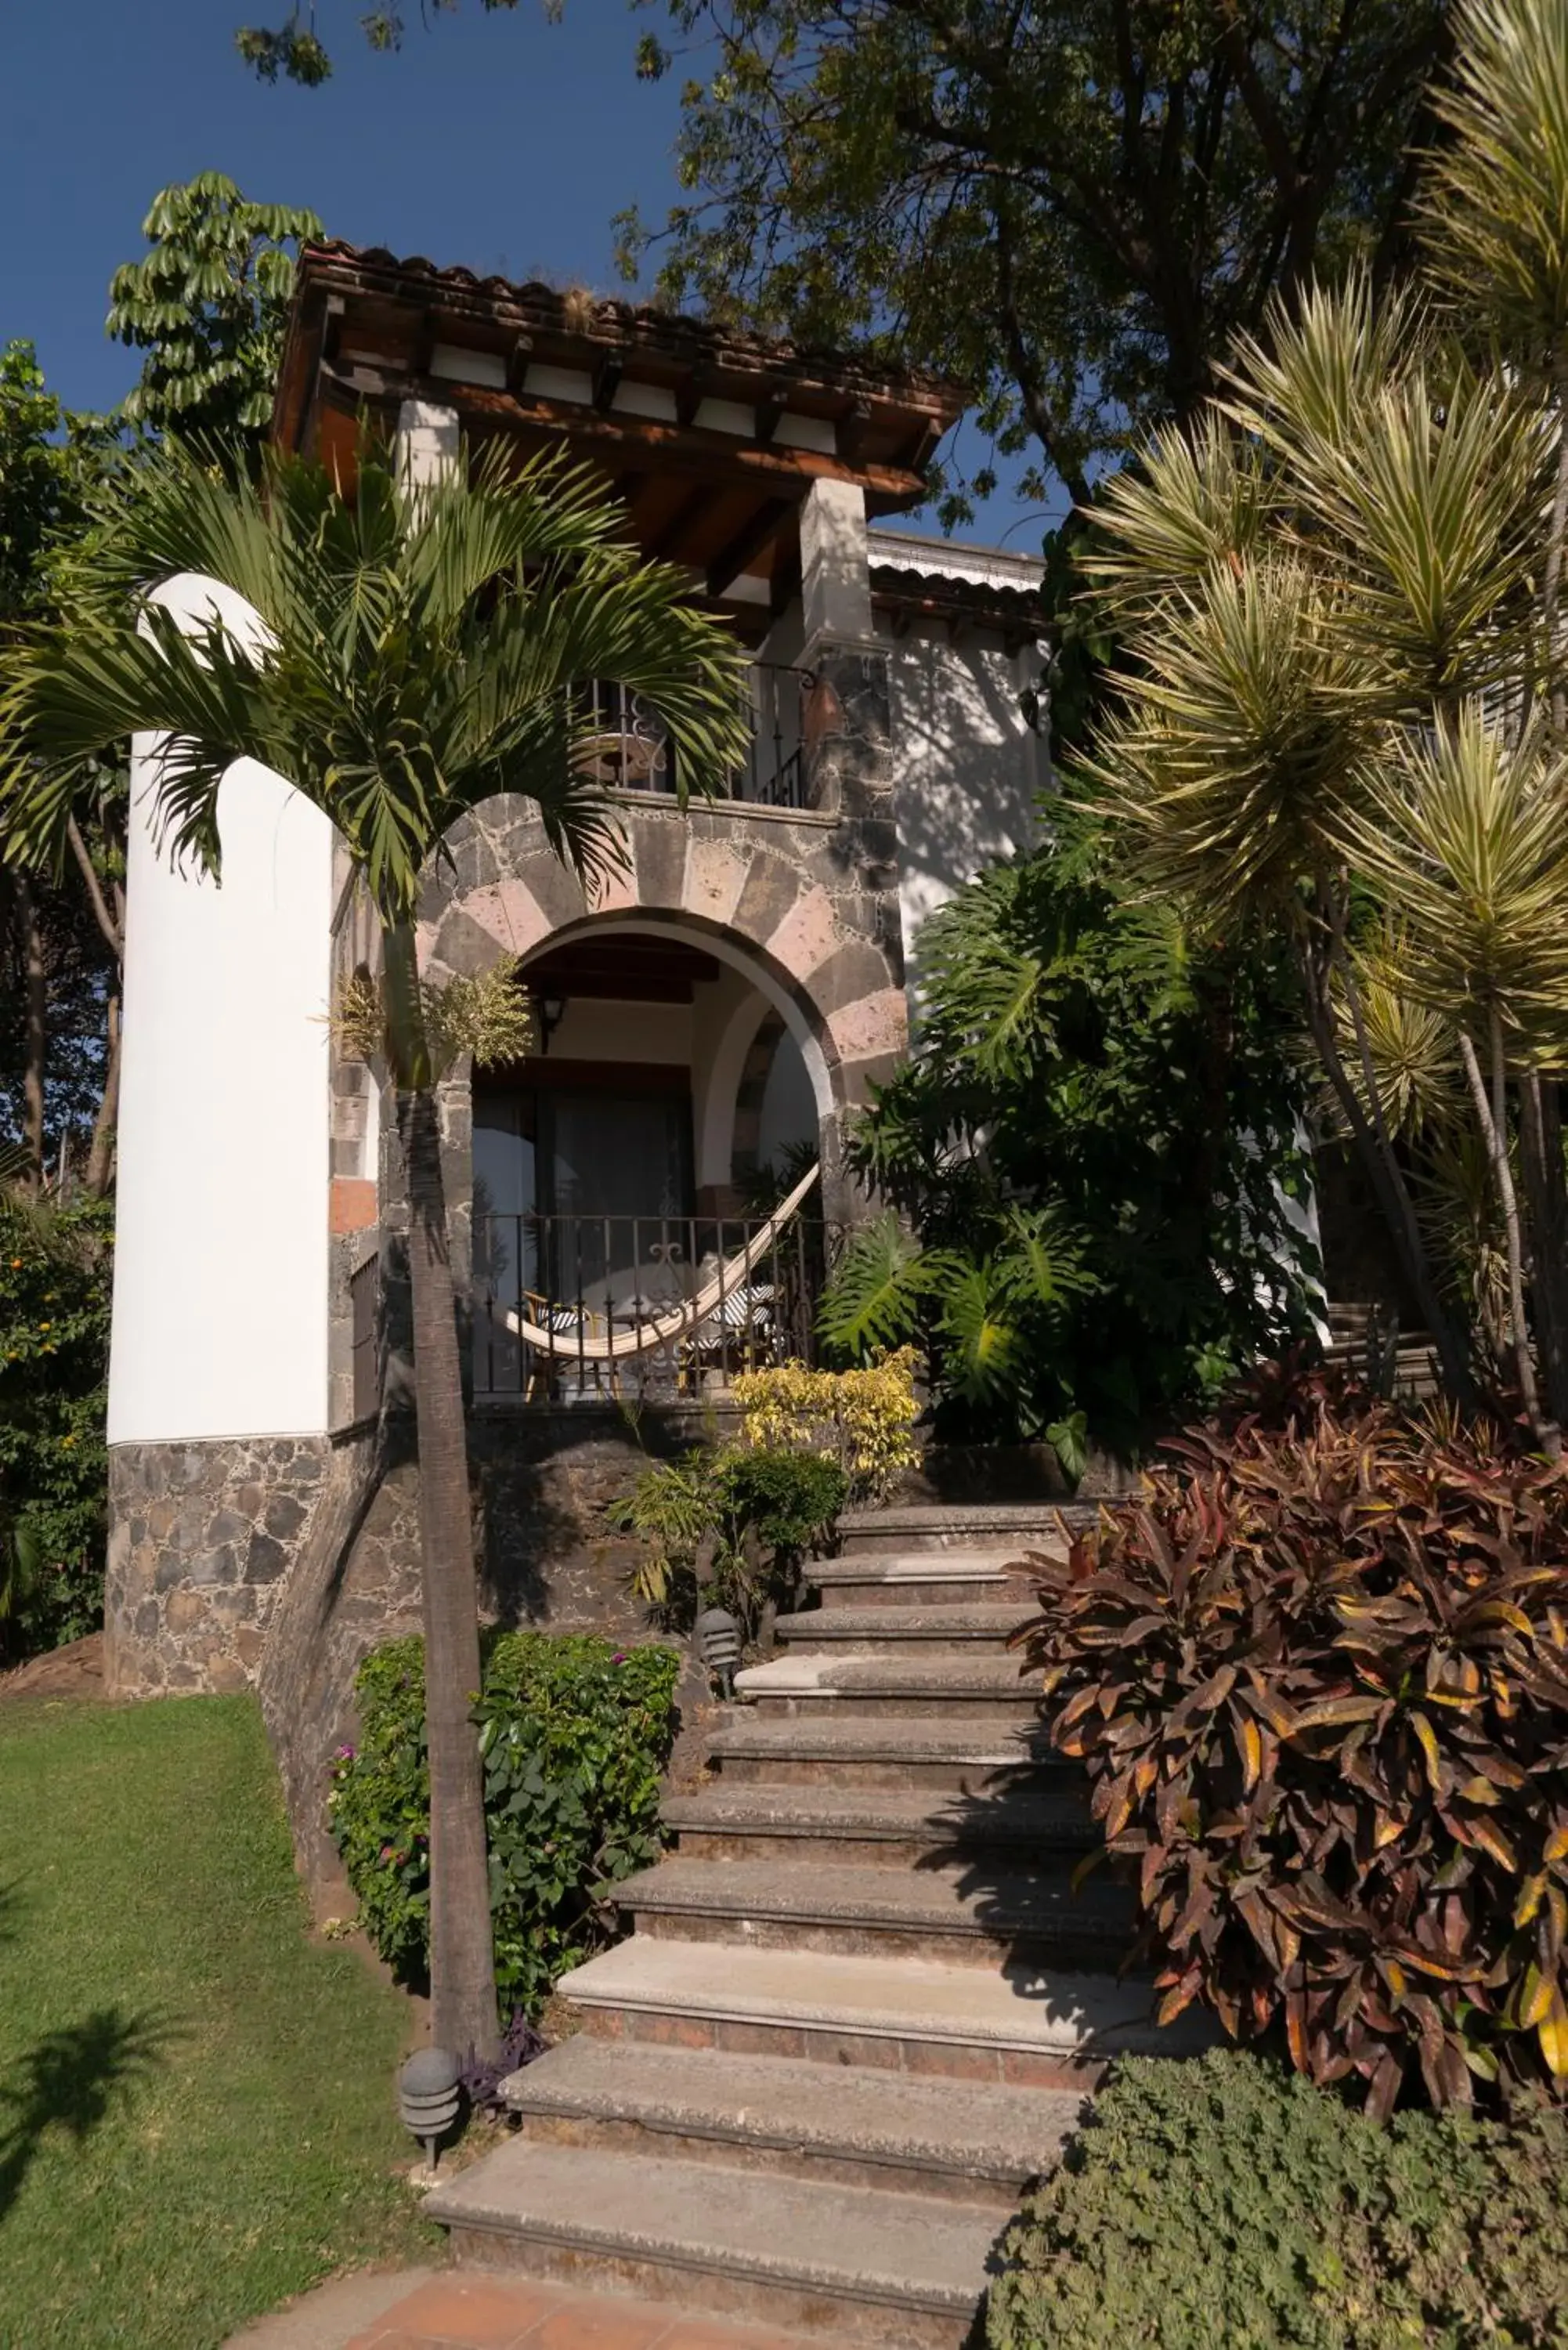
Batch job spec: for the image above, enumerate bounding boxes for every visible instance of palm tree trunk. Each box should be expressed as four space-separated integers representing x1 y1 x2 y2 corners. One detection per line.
1520 1069 1568 1433
85 995 121 1199
16 875 46 1189
384 921 499 2061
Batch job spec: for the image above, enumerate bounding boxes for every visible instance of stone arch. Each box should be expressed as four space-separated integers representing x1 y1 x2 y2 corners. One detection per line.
421 796 908 1120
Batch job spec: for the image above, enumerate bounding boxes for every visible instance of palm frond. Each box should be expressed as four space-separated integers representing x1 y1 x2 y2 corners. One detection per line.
1 439 750 923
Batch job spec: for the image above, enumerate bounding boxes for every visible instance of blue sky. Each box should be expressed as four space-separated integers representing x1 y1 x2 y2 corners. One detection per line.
2 0 1046 545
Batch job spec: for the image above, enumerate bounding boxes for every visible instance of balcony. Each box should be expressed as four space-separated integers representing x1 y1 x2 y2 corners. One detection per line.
471 1206 840 1403
577 663 811 812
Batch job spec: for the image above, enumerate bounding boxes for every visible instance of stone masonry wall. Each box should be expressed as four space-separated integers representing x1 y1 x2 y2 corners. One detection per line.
106 1407 720 1882
104 1437 333 1697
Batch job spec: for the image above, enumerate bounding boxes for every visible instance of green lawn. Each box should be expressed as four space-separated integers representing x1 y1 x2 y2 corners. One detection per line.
0 1693 433 2348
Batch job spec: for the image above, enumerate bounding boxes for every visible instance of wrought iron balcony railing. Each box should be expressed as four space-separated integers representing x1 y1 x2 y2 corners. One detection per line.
576 662 811 812
471 1206 839 1402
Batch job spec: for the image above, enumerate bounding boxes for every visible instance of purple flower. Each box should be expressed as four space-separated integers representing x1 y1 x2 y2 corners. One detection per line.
612 1652 627 1665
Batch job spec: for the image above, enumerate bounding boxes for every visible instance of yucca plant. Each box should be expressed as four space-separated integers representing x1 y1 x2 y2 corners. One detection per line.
0 433 749 2057
1013 1388 1568 2116
1081 0 1568 1442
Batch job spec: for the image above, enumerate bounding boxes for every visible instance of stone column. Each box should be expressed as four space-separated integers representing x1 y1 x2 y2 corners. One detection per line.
794 480 903 1225
396 398 461 492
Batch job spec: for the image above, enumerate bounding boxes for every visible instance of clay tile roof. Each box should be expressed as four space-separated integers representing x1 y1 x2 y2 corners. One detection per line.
293 238 966 410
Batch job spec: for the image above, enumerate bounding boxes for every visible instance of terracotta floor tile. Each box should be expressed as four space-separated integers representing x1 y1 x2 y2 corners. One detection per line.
380 2276 563 2344
652 2329 844 2350
341 2334 448 2350
528 2303 670 2350
341 2329 445 2349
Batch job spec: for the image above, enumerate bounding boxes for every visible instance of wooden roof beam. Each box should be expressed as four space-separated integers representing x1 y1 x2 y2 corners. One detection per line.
316 361 934 503
652 480 720 562
593 351 624 411
769 537 802 619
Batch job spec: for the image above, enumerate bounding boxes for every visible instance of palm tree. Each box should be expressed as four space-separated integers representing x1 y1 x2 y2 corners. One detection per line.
0 437 750 2055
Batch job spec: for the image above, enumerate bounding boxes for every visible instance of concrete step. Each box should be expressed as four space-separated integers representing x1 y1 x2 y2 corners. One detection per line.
425 2136 995 2348
502 2035 1082 2203
620 1854 1133 1966
837 1502 1100 1556
706 1714 1065 1794
665 1782 1095 1866
735 1651 1041 1719
775 1603 1031 1654
811 1553 1041 1609
559 1934 1209 2084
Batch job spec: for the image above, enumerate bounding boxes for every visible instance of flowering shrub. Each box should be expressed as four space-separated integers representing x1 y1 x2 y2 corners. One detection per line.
328 1629 679 2017
0 1191 111 1656
732 1347 920 1501
1015 1390 1568 2115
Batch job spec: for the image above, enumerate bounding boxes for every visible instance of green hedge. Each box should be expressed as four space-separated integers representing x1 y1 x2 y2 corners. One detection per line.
328 1630 679 2018
0 1190 111 1656
988 2051 1568 2350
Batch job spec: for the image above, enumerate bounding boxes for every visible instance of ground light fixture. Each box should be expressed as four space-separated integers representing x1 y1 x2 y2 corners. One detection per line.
696 1605 742 1698
398 2046 463 2171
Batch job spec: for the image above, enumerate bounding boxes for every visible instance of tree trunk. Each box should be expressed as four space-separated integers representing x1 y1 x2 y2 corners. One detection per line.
16 875 46 1189
385 922 499 2060
1299 921 1475 1404
1520 1068 1568 1434
1458 1024 1555 1454
85 995 121 1199
1543 356 1568 739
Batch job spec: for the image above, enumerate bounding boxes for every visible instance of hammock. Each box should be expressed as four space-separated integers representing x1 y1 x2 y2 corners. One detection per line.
500 1159 820 1362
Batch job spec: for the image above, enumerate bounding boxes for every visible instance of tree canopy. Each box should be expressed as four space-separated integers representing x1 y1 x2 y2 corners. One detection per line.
106 171 323 457
234 1 1449 518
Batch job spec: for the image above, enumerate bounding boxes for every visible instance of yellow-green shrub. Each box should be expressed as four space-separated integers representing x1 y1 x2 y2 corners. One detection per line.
732 1348 920 1502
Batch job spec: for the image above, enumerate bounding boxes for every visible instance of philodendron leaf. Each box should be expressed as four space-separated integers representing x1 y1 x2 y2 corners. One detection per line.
1046 1412 1089 1483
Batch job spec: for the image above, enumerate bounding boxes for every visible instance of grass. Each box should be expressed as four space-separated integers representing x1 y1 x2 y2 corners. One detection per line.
0 1693 434 2348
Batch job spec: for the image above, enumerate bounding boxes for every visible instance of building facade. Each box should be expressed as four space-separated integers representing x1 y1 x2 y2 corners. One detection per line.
102 246 1049 1802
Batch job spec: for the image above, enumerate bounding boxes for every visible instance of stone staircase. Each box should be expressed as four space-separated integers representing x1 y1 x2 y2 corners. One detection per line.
428 1500 1200 2347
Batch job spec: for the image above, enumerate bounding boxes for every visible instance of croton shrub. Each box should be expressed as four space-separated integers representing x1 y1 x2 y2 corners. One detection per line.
1014 1386 1568 2114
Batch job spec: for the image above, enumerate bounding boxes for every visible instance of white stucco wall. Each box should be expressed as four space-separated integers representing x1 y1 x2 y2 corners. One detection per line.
880 619 1046 997
756 1029 818 1169
107 573 336 1445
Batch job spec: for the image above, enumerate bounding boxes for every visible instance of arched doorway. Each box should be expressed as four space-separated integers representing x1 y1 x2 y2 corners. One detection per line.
469 917 832 1402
